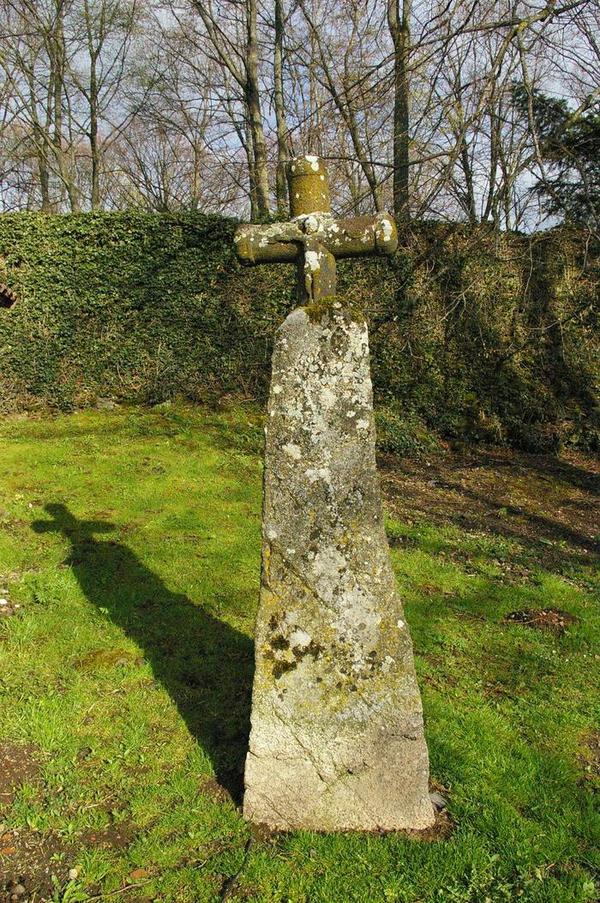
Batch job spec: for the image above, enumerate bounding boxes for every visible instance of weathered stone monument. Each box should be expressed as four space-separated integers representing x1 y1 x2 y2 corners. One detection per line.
234 156 434 832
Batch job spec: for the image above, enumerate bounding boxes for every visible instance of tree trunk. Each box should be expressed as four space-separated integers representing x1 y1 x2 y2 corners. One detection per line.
52 0 79 211
37 140 52 212
460 137 477 225
28 79 51 211
89 50 100 209
388 0 411 226
274 0 288 215
245 0 270 217
245 115 258 220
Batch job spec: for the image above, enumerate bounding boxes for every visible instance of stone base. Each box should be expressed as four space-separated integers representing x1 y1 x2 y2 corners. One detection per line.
243 304 434 832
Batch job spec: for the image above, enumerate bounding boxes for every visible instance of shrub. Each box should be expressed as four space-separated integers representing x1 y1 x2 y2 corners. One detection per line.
0 213 597 453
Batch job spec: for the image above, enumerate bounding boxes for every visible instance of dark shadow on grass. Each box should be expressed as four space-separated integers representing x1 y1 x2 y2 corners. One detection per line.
32 503 253 805
381 450 599 573
437 480 599 553
475 451 599 496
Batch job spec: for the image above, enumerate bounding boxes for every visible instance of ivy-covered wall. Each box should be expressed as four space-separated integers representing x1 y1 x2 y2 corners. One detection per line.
0 212 597 453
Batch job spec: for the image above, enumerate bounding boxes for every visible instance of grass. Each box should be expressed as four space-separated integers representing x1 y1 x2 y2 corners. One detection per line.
0 404 598 902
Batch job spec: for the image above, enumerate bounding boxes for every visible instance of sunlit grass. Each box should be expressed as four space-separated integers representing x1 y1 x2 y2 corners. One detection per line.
0 405 597 902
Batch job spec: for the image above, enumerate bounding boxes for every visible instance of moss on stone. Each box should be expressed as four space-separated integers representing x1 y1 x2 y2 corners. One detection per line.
303 296 364 324
287 157 331 218
291 640 323 662
272 659 298 679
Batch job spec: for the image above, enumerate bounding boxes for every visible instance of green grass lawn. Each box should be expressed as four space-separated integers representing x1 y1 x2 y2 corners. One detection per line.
0 405 598 902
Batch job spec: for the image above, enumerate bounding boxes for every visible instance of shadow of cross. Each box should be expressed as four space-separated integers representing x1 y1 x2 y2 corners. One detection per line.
31 503 253 803
234 155 398 302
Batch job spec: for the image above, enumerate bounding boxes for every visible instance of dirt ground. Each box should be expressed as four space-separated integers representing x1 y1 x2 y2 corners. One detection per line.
379 445 599 574
0 744 74 902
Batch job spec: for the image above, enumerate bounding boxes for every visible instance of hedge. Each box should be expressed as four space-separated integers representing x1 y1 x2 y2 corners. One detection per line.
0 211 598 453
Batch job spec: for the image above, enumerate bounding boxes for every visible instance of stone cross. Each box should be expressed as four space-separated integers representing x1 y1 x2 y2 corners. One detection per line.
234 156 434 832
235 156 398 307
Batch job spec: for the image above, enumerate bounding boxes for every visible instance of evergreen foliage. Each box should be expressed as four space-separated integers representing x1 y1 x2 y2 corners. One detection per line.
514 86 600 227
0 212 597 452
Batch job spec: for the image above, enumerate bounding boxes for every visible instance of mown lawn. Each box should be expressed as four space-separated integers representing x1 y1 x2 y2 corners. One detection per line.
0 405 598 903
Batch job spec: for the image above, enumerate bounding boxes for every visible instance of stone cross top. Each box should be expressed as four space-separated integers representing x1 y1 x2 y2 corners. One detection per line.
234 156 434 833
234 155 398 303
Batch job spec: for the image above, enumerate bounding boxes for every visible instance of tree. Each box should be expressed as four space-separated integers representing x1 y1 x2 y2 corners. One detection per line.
188 0 271 218
387 0 410 224
0 0 82 211
514 85 600 227
73 0 140 209
0 0 596 222
273 0 290 214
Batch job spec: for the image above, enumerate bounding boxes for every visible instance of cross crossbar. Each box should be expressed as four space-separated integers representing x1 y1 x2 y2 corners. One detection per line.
234 156 398 304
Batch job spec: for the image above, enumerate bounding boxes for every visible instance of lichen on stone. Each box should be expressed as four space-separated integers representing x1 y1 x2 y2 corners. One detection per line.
244 301 434 832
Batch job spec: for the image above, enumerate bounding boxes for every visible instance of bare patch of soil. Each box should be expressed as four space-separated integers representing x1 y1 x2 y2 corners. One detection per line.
579 731 600 785
0 744 41 811
407 808 455 842
74 648 142 671
0 829 73 903
504 608 579 634
0 595 21 618
200 776 235 807
0 815 139 901
380 446 600 573
0 746 75 902
81 820 137 850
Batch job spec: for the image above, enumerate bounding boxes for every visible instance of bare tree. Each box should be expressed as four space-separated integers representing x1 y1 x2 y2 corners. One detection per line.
183 0 271 217
387 0 410 223
0 0 81 210
0 0 596 225
71 0 140 208
273 0 289 213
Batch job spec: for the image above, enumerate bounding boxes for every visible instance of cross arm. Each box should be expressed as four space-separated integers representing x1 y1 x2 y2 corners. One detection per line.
233 155 398 306
234 212 398 266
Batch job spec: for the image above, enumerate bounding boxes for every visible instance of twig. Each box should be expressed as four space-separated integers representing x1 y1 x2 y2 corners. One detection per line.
219 837 253 901
84 878 153 901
